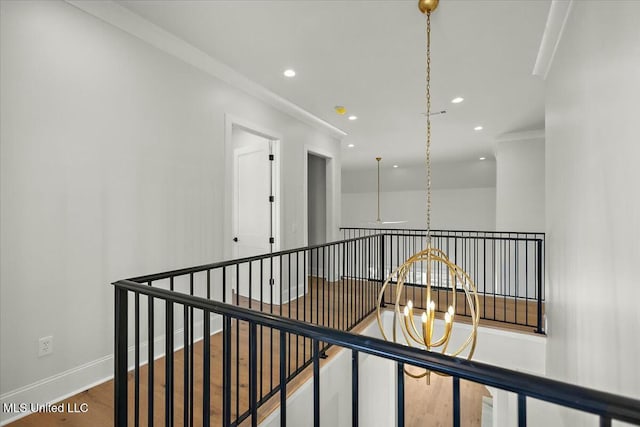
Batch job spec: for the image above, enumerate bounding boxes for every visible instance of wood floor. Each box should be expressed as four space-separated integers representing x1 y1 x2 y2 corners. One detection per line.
382 283 544 334
7 277 537 427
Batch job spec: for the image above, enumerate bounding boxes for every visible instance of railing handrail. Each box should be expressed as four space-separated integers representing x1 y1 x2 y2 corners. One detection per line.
130 230 543 284
340 227 546 236
129 233 381 283
376 232 543 243
114 279 640 424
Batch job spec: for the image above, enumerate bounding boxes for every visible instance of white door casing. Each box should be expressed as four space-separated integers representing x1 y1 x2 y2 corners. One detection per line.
227 117 281 303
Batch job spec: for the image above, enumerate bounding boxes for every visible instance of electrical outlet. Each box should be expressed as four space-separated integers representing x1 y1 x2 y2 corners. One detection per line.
38 336 53 357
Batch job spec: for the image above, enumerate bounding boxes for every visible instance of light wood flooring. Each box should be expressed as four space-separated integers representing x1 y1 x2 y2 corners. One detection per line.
7 277 539 426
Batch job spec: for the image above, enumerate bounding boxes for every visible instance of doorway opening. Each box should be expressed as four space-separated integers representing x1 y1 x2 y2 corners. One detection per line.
307 153 327 246
306 151 333 283
227 119 281 303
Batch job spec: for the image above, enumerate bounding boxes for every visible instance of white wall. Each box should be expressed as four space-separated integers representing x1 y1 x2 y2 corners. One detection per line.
495 132 545 232
341 160 496 231
342 188 496 231
342 159 496 193
545 0 640 410
0 0 341 418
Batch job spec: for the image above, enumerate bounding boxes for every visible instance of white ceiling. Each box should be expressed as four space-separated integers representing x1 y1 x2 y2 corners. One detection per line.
118 0 550 170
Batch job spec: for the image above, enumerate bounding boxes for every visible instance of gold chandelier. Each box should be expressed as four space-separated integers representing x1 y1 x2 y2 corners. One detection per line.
376 0 480 382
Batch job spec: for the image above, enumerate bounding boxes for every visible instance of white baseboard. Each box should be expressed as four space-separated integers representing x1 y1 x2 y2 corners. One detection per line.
280 282 308 305
0 315 223 426
0 356 112 426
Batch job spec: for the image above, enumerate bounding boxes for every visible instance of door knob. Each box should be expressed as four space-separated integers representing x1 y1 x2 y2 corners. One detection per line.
233 237 238 242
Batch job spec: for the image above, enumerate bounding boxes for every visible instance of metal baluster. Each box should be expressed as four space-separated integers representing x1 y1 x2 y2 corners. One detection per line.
526 241 529 327
280 330 287 427
203 310 211 427
165 300 174 427
190 274 194 427
515 240 519 325
536 240 543 334
287 253 292 378
296 251 300 372
147 286 155 427
260 260 264 400
250 322 258 427
223 315 231 427
453 376 460 427
183 304 190 427
397 363 404 427
352 350 359 427
134 292 140 427
313 339 320 427
518 394 527 427
114 287 128 427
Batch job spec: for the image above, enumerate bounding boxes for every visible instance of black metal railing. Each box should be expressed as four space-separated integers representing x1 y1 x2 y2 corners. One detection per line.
120 234 383 426
112 228 547 426
342 227 545 333
113 279 640 427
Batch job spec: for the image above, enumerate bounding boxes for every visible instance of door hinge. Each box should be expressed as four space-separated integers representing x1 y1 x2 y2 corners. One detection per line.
269 278 275 286
269 237 275 244
268 154 275 161
269 195 275 203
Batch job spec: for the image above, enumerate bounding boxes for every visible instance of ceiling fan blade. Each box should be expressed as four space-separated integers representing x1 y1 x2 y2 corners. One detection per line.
365 219 408 225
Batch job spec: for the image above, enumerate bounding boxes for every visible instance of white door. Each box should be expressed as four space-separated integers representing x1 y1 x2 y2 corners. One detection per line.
232 134 276 302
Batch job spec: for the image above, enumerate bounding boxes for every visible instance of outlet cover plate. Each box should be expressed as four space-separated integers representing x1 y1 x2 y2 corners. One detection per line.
38 336 53 357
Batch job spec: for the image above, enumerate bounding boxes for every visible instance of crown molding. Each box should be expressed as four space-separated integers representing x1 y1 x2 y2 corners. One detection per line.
532 0 574 80
65 0 347 139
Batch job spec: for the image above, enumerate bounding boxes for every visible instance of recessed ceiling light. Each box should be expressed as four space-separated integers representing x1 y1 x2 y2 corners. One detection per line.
479 157 486 160
283 69 296 77
347 144 355 148
393 165 399 168
348 115 358 121
474 126 483 131
451 97 464 104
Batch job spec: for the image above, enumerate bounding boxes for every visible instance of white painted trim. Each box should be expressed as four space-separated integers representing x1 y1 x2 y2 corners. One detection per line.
0 357 112 426
495 129 545 143
303 146 336 247
280 283 307 306
0 317 223 426
532 0 574 79
64 0 347 139
225 114 282 262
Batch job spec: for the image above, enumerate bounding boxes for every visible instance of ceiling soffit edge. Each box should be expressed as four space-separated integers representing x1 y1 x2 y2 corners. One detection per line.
64 0 347 139
496 129 545 144
532 0 574 80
